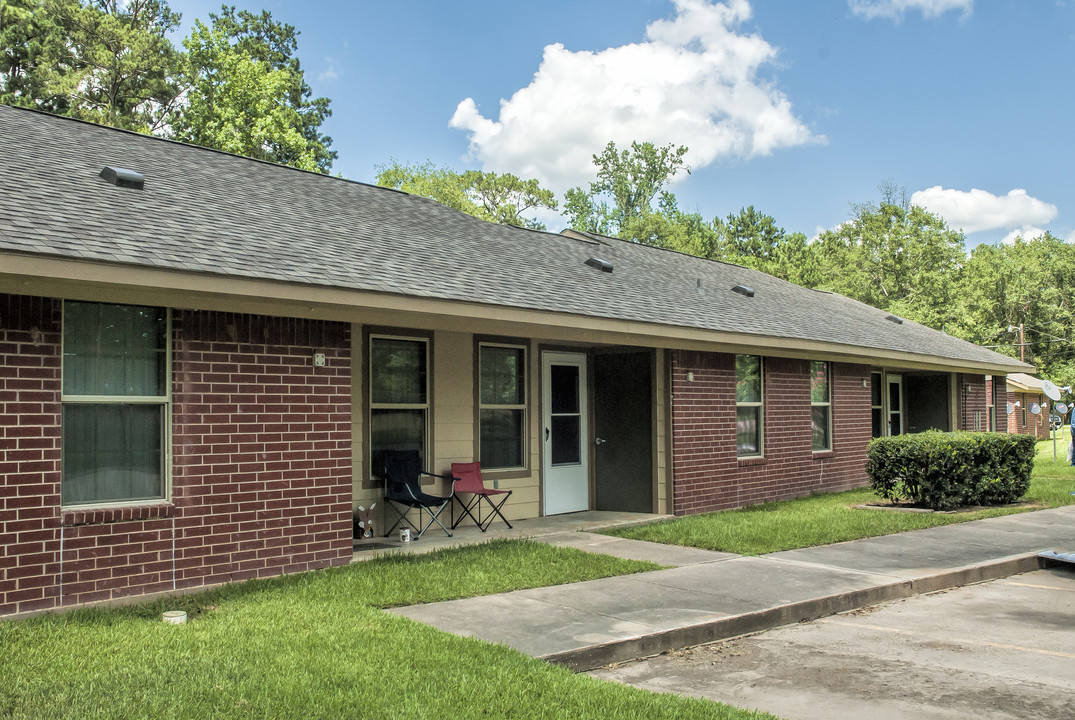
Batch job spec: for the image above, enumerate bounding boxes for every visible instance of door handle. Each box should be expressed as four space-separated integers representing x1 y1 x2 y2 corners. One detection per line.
545 427 550 441
595 437 607 445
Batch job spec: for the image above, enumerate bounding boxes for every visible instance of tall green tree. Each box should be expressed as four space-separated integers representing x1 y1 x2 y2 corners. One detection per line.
1 0 75 113
711 206 820 286
1 0 182 133
564 140 689 244
375 161 557 230
812 195 966 330
952 233 1075 387
176 6 335 172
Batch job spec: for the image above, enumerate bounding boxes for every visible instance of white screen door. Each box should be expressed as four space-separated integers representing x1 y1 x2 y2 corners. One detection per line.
542 352 588 515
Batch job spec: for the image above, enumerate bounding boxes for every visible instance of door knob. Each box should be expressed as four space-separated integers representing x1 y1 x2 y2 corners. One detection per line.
595 437 607 445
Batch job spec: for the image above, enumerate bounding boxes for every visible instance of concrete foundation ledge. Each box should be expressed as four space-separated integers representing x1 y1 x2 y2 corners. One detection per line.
544 552 1046 672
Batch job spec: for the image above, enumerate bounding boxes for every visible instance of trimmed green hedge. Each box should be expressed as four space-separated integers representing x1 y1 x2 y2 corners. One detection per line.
866 431 1035 511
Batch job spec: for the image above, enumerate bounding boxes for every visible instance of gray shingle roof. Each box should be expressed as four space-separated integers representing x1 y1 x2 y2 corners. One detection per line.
0 105 1028 372
1006 373 1043 390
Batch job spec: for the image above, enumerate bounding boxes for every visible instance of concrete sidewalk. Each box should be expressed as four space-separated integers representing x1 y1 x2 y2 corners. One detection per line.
391 505 1075 671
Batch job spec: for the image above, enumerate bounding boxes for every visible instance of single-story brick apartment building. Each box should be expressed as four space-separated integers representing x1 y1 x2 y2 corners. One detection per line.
1001 372 1051 439
0 106 1031 616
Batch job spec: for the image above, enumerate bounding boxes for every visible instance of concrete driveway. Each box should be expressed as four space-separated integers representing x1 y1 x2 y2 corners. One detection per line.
590 568 1075 720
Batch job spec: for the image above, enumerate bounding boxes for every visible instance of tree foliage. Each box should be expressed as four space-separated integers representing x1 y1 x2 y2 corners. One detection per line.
375 161 557 230
177 6 335 172
175 7 335 172
712 206 819 286
950 234 1075 389
811 199 965 330
565 141 690 244
1 0 182 132
1 0 335 171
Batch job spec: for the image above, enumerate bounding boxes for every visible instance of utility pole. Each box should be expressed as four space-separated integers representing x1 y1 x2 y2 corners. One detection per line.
1007 323 1026 362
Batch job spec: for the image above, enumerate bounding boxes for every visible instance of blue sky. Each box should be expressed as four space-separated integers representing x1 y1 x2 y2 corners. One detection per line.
167 0 1074 247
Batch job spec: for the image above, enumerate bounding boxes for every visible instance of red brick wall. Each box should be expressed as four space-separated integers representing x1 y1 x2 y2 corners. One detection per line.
670 351 871 515
0 295 62 616
170 311 352 591
1007 390 1048 439
1 296 353 617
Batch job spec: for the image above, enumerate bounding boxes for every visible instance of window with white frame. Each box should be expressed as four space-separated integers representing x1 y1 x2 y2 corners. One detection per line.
811 360 832 451
478 343 526 469
736 355 763 456
871 370 884 438
986 376 996 432
61 301 169 505
369 335 429 477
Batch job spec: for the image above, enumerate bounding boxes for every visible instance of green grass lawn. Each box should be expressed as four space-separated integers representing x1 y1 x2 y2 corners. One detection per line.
606 438 1075 556
0 539 775 720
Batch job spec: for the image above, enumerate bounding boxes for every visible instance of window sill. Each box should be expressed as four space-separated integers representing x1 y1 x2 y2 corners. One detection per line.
61 502 175 527
737 456 767 466
812 450 835 459
479 468 530 481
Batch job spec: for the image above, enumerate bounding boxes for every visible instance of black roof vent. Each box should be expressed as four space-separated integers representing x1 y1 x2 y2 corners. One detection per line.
99 166 145 190
731 284 755 298
885 315 904 325
585 257 613 273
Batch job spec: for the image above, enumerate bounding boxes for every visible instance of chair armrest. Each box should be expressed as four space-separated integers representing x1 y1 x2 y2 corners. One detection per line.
419 471 453 496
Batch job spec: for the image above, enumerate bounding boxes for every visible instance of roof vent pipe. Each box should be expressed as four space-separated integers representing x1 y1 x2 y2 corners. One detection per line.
584 257 613 273
731 284 755 298
885 315 904 325
99 166 145 190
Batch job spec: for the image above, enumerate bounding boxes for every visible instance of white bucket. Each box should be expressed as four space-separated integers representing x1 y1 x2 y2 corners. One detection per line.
400 528 412 543
162 610 187 625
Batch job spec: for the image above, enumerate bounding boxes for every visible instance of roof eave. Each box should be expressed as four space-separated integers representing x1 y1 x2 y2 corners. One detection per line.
0 252 1032 376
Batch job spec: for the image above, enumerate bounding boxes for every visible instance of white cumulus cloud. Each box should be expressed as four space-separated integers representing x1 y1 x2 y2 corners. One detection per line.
449 0 820 191
999 226 1048 245
848 0 973 21
910 186 1058 235
317 57 339 83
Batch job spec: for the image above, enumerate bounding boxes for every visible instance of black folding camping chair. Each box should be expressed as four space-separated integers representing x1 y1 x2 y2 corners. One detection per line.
382 449 453 538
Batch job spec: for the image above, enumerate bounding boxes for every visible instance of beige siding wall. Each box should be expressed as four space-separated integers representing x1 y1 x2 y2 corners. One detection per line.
432 330 474 471
655 349 671 515
352 327 551 525
351 324 668 526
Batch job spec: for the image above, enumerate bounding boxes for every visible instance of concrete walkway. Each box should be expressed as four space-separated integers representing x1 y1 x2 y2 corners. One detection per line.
391 505 1075 671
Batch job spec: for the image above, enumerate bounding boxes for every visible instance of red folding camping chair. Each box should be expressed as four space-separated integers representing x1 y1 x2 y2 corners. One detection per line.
450 462 512 532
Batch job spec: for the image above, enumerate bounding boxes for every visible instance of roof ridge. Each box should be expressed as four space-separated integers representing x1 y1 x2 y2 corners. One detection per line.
0 103 413 196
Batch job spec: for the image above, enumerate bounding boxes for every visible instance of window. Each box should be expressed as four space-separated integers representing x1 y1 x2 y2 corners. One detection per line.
61 301 168 505
735 355 763 456
986 376 996 432
871 371 884 438
369 335 429 477
811 361 832 451
478 343 526 469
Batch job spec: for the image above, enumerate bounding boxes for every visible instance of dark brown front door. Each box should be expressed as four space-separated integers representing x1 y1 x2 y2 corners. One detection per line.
594 351 653 513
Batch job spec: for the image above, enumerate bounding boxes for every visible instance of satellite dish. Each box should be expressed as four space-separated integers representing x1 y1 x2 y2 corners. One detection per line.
1058 402 1069 415
1029 403 1041 415
1042 379 1061 401
1006 402 1014 414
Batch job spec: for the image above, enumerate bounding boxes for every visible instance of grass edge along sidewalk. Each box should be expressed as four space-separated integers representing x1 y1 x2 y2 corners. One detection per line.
606 438 1075 555
0 539 776 720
